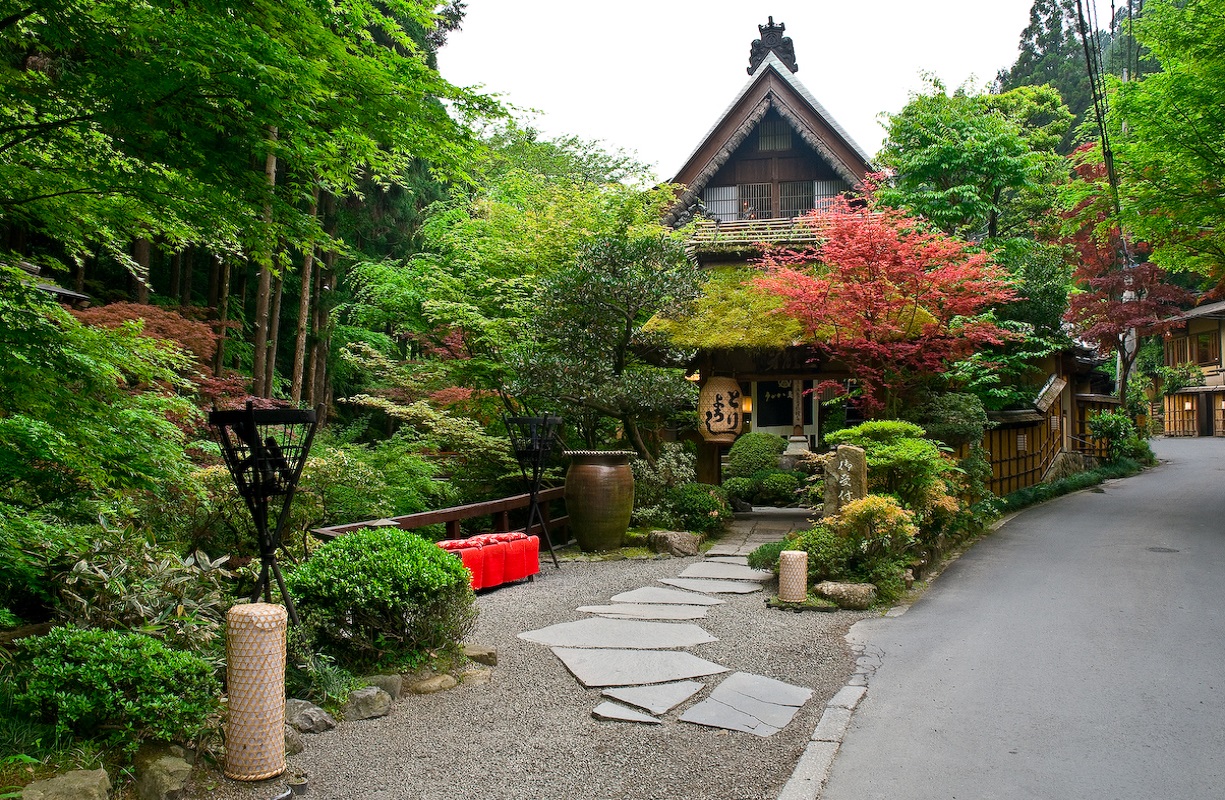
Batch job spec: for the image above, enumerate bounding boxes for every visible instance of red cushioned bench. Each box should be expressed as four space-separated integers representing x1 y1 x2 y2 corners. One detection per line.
436 532 541 590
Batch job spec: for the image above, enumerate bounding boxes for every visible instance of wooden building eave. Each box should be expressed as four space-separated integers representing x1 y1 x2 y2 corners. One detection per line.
664 52 873 227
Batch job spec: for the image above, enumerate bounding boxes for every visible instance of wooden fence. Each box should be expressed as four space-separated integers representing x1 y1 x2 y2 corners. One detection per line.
312 486 569 544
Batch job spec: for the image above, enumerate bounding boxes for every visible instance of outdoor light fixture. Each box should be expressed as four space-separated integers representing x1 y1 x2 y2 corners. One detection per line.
209 402 322 624
506 414 563 568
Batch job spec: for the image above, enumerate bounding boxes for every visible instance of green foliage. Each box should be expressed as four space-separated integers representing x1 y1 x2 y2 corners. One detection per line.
1111 0 1225 277
643 267 804 350
285 529 476 671
948 322 1068 412
0 510 96 621
0 608 16 629
824 421 953 512
54 527 232 660
284 627 363 709
745 540 790 572
631 442 696 507
1087 410 1142 462
1153 364 1205 397
1 0 500 271
787 494 919 603
721 477 758 506
786 527 855 584
725 432 787 479
663 484 732 535
9 628 219 751
757 472 802 506
514 232 703 453
901 392 989 448
0 269 196 513
877 80 1071 239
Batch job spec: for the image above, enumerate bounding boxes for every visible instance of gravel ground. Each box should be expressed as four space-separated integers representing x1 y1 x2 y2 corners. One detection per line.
201 556 870 800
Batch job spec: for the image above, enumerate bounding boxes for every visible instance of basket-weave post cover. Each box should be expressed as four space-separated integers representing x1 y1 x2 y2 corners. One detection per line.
225 603 288 781
778 550 808 603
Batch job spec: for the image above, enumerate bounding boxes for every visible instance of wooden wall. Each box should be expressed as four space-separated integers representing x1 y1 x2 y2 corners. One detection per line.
1165 394 1197 436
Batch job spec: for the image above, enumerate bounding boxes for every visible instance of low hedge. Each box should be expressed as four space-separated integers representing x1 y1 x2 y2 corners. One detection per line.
9 627 220 751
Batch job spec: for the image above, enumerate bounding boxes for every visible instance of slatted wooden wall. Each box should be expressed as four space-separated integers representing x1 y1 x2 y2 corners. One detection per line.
1165 394 1198 436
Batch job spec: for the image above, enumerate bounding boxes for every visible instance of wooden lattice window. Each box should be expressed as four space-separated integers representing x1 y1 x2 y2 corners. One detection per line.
702 185 738 222
737 183 773 219
758 118 791 151
815 179 850 209
780 181 814 218
1166 336 1190 366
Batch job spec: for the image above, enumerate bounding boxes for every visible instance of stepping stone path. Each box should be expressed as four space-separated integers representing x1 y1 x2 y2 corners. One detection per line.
518 525 814 736
659 577 764 594
518 618 717 649
608 586 724 606
576 603 709 620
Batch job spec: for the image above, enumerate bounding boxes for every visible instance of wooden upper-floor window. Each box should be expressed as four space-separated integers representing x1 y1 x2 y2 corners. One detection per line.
1195 331 1220 366
1166 331 1220 367
701 178 850 222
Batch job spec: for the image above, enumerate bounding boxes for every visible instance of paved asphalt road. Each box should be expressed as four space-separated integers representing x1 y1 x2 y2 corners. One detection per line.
822 437 1225 800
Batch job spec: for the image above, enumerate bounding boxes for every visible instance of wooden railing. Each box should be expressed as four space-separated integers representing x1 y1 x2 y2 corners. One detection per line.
312 486 569 544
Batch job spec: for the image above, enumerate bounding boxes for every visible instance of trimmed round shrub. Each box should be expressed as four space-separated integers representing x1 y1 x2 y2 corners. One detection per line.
758 472 802 506
721 476 758 506
787 526 855 584
665 483 733 535
286 529 477 671
10 627 220 750
725 432 786 479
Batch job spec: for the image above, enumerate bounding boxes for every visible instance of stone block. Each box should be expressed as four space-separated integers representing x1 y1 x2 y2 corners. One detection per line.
285 699 336 734
814 580 877 610
463 644 498 666
22 769 111 800
408 674 458 694
341 686 392 720
647 530 701 557
363 673 403 700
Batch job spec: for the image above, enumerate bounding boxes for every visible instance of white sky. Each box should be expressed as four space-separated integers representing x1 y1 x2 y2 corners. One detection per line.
438 1 1111 181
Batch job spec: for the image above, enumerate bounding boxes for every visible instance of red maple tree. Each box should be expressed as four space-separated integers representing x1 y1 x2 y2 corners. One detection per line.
754 197 1016 416
1061 144 1192 405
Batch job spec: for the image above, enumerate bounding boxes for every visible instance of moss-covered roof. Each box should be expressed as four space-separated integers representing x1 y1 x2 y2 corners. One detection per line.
645 267 804 350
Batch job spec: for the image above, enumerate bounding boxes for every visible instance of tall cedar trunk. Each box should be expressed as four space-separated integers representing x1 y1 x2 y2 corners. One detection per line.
305 260 322 406
306 192 337 420
251 127 278 398
207 253 220 308
169 252 181 301
291 189 320 404
180 250 194 306
74 258 86 294
264 273 283 395
212 255 231 378
310 249 335 420
133 237 151 303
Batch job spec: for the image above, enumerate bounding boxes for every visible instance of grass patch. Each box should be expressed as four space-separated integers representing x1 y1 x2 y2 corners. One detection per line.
990 458 1145 514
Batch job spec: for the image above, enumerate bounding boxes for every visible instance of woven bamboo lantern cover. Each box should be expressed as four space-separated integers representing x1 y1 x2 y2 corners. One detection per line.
698 376 745 443
225 603 288 781
778 550 808 603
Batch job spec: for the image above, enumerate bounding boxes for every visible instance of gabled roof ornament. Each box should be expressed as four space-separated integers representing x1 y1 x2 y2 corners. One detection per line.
748 17 798 74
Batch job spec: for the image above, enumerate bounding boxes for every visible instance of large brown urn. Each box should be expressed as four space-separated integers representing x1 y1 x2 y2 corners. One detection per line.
563 450 635 552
